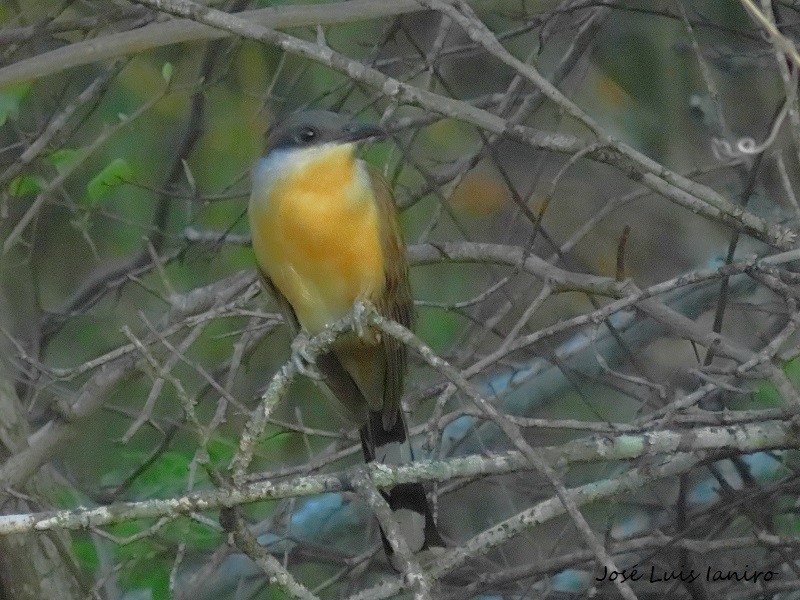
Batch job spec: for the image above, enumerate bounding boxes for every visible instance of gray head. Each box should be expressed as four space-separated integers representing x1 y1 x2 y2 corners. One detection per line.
264 110 384 154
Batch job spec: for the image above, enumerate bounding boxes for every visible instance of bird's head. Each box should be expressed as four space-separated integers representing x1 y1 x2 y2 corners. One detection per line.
264 110 384 154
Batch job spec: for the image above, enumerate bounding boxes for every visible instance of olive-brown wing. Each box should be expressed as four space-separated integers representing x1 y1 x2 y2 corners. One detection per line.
368 167 414 432
258 273 370 426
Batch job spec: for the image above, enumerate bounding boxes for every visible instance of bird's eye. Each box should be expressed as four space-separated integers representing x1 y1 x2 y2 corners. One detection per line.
296 127 317 144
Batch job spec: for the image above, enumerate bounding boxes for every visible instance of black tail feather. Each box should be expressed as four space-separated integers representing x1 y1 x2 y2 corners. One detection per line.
359 410 444 559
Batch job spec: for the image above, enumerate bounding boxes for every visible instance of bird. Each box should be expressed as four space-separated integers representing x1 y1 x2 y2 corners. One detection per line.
248 110 444 565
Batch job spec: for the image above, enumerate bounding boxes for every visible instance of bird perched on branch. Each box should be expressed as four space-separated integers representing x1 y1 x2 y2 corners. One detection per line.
248 110 444 564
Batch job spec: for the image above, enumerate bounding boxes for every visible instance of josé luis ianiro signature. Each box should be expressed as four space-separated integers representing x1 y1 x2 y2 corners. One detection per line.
596 564 777 584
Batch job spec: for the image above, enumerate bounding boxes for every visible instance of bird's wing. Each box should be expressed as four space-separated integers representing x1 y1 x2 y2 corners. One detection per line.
259 273 300 335
258 272 370 425
368 166 414 431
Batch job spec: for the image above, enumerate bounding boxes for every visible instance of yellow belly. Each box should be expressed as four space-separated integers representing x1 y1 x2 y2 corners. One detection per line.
249 146 385 333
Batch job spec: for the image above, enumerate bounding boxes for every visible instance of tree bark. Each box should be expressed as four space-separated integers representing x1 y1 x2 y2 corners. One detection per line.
0 367 87 600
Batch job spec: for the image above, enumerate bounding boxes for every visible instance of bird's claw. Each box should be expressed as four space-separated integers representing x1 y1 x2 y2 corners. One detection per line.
291 332 324 380
352 300 376 340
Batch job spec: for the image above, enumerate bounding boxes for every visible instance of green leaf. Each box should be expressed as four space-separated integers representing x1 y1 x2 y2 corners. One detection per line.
784 354 800 385
8 174 42 197
206 436 234 466
46 148 80 174
418 308 461 354
161 62 174 84
0 83 30 126
72 536 100 572
86 158 133 202
119 556 166 600
754 380 781 407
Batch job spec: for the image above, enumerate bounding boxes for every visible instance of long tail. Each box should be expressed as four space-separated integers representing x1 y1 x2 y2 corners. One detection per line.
359 409 444 561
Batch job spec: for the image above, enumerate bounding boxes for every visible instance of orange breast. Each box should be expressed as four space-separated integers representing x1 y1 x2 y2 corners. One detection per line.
249 144 385 333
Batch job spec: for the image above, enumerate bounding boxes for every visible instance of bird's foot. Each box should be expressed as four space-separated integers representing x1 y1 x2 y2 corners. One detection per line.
352 299 378 340
290 331 325 380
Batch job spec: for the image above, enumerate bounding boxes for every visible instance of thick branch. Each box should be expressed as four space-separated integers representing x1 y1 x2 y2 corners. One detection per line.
0 420 794 537
0 0 473 87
